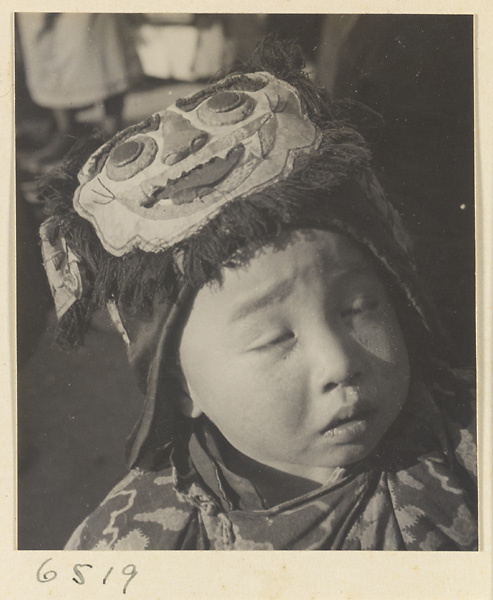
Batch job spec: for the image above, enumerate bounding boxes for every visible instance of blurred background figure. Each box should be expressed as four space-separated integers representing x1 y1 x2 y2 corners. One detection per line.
17 13 142 170
137 14 266 81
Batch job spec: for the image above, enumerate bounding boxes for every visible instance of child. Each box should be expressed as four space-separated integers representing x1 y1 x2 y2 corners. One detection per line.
39 42 477 550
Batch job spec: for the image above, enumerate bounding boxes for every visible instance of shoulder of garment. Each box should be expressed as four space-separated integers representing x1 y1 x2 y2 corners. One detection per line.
64 466 204 550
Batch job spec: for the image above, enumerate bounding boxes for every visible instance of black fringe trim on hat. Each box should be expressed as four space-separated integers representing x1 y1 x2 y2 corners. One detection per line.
38 127 450 370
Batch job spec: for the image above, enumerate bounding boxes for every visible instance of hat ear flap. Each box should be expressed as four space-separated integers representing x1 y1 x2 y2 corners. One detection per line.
125 284 196 469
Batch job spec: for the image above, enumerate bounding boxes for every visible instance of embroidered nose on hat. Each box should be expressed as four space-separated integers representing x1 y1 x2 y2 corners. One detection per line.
160 112 209 166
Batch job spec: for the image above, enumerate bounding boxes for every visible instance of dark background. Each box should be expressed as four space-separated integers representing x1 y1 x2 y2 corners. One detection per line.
17 14 475 549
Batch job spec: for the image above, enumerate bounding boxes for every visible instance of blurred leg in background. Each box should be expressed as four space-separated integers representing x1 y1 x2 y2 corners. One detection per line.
16 13 142 170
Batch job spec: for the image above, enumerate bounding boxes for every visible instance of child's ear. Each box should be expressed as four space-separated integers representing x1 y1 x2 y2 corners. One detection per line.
173 372 203 419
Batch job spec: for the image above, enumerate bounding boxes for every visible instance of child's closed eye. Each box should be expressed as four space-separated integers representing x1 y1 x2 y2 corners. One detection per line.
248 330 297 352
341 297 379 319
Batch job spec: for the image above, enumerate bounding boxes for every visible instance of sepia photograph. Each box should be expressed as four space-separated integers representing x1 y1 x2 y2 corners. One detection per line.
15 12 479 554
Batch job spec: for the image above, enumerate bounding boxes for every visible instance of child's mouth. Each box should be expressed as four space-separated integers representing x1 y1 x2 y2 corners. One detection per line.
321 409 376 441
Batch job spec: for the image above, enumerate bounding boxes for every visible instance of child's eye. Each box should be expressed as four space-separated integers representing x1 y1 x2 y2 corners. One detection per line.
341 297 379 319
249 331 296 352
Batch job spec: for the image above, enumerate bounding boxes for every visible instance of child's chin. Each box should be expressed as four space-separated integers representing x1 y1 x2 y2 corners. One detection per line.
317 440 378 469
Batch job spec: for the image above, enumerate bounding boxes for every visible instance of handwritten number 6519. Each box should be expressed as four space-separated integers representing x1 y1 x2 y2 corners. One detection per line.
37 558 138 594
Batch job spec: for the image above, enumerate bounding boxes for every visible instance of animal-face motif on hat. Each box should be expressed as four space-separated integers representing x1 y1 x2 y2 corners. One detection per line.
74 72 321 256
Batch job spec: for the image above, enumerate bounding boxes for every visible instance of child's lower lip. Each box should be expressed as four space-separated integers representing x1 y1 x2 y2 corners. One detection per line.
321 411 375 441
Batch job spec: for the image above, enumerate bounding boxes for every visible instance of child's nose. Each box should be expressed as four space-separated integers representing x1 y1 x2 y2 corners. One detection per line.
308 325 363 393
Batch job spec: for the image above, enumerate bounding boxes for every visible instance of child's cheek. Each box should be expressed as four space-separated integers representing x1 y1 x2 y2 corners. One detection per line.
239 351 309 419
352 316 408 366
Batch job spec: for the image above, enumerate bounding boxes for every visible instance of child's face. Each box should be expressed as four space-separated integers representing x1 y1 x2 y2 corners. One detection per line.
179 229 410 482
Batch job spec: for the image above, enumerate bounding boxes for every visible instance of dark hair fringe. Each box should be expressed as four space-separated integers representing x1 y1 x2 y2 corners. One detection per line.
233 35 385 142
39 134 379 349
235 36 333 122
40 138 445 365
